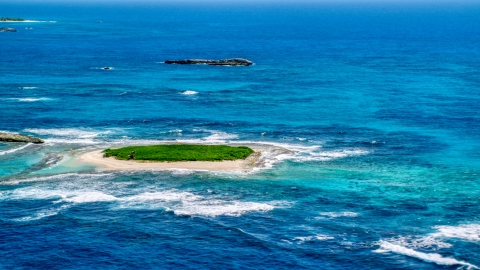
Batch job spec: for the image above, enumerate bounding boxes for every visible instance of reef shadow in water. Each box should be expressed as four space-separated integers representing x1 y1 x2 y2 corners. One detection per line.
6 152 63 179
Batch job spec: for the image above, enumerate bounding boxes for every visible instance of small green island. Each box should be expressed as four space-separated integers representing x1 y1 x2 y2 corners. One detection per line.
0 17 25 22
103 144 254 162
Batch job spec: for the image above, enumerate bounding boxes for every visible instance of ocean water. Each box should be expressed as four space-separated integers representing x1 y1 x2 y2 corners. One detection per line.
1 2 480 269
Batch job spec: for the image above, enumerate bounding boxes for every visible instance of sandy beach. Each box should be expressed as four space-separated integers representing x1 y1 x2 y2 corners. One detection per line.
78 150 261 172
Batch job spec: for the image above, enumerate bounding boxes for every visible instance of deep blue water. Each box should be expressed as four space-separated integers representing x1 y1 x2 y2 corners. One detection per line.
1 2 480 269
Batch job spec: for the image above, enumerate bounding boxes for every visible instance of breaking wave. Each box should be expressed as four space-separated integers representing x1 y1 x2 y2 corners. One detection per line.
12 205 69 222
375 240 478 269
380 235 452 250
180 90 198 95
122 190 278 217
178 130 239 144
234 140 369 170
432 224 480 242
0 173 112 186
317 212 359 218
24 128 103 138
289 149 369 162
292 234 334 244
376 224 480 268
64 191 118 203
2 185 283 218
24 128 112 144
8 97 53 102
172 200 274 217
0 143 32 156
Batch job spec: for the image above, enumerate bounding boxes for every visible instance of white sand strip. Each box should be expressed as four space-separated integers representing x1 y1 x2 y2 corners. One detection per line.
78 150 254 172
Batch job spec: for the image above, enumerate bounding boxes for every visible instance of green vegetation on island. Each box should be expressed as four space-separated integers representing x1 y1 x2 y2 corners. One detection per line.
0 17 25 21
103 144 254 162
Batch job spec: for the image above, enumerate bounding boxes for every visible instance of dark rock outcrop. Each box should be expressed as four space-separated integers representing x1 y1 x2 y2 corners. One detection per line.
0 27 17 32
0 132 44 144
165 58 253 66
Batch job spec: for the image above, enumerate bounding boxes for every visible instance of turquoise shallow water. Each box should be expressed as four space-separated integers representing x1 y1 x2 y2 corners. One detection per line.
1 2 480 269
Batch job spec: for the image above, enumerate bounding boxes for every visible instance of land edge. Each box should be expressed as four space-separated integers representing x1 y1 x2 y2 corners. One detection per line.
0 132 44 144
78 146 264 172
164 58 253 66
0 21 39 23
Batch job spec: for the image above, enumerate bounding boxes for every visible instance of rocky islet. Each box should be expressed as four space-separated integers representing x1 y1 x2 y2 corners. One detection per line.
0 27 17 32
0 132 44 143
165 58 253 66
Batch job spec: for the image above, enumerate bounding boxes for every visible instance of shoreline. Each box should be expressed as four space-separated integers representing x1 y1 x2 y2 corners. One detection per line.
78 149 262 172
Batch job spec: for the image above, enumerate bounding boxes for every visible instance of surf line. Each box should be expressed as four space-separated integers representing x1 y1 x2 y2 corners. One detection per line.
376 240 479 269
0 143 32 156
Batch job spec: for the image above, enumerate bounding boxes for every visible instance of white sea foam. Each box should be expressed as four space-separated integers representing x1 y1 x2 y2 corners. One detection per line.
178 130 239 144
25 128 102 138
229 140 369 170
204 130 238 142
293 234 334 243
98 138 167 147
382 236 452 250
240 141 321 153
64 191 117 203
24 128 112 144
173 200 274 217
231 140 322 170
8 97 52 102
315 234 335 241
318 212 359 218
2 184 283 218
13 205 69 222
432 224 480 242
18 86 37 89
45 138 97 145
169 129 182 133
126 191 202 202
6 188 66 201
5 188 117 204
167 169 204 175
376 241 478 269
229 141 318 167
1 173 112 186
377 223 480 258
0 143 32 156
291 149 369 162
181 90 198 95
121 189 279 217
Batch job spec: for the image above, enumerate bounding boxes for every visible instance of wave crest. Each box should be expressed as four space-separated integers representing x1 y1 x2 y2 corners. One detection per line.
375 240 478 269
123 189 277 217
180 90 198 95
7 97 52 102
64 192 118 203
432 224 480 242
0 143 32 156
292 234 334 244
